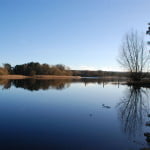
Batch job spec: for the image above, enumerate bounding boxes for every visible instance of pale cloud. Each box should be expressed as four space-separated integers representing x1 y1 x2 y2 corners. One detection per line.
100 66 122 72
70 65 99 71
78 65 123 71
70 65 123 71
79 65 99 71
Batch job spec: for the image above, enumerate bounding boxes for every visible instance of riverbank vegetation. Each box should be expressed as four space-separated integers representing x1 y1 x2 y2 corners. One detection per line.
0 62 150 81
0 62 130 79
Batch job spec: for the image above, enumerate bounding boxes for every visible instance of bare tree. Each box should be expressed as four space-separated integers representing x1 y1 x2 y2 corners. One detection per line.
118 31 150 81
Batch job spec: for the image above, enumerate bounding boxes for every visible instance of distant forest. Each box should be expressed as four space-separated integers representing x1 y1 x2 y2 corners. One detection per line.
0 62 72 76
0 62 129 77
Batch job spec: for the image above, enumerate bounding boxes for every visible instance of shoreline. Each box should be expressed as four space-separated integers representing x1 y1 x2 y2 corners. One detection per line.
0 75 150 85
0 75 127 80
0 75 150 88
0 75 81 80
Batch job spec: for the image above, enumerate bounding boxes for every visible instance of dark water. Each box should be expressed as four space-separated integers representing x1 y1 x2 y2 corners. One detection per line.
0 79 150 150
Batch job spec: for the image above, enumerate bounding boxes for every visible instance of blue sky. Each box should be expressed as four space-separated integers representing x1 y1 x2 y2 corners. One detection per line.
0 0 149 71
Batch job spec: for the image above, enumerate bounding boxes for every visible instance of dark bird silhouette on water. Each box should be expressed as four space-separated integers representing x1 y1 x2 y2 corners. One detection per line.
102 104 111 109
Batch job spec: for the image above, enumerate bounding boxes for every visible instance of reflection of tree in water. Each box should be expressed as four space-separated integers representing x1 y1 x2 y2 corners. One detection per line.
9 79 71 91
117 86 149 137
3 80 12 89
13 79 72 91
0 78 126 91
73 77 125 88
0 79 11 89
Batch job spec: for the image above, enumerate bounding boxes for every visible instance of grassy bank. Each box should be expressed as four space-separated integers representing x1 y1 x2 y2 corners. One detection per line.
0 75 30 79
33 75 81 79
0 75 81 80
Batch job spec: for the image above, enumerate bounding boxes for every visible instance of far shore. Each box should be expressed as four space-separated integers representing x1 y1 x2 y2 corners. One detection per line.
1 75 150 88
0 75 150 85
0 75 128 80
0 75 81 80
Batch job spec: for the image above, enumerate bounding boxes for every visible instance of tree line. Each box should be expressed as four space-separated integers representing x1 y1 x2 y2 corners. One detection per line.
0 62 72 76
0 61 131 77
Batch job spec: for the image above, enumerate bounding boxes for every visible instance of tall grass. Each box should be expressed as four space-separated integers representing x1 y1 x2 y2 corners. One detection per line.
0 67 8 75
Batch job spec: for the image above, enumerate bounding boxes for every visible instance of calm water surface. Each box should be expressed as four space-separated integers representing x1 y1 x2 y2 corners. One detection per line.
0 79 150 150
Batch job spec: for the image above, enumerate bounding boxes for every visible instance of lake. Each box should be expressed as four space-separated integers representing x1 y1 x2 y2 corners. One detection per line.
0 78 150 150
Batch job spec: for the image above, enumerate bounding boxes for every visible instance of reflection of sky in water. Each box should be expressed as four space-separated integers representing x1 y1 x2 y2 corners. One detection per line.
0 81 149 150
